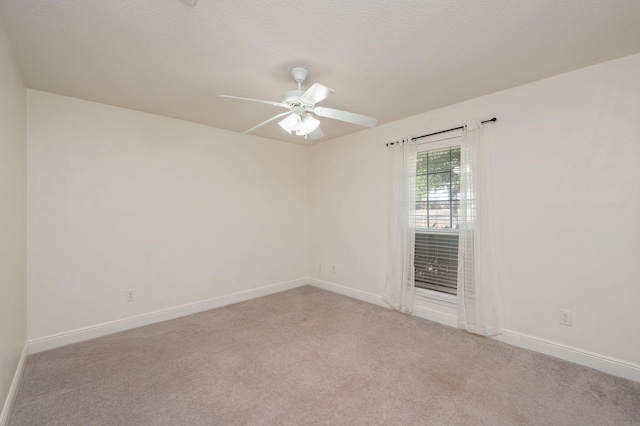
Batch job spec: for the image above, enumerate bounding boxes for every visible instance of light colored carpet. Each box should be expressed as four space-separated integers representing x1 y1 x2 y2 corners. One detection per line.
10 286 640 425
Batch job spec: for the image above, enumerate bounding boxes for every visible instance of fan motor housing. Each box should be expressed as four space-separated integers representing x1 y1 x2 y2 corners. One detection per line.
282 90 305 106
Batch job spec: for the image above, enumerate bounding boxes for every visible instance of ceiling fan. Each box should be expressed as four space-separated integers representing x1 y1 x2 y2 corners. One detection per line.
218 67 377 140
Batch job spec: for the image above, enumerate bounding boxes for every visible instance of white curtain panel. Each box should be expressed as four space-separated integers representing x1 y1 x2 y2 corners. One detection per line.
457 120 501 336
383 139 417 314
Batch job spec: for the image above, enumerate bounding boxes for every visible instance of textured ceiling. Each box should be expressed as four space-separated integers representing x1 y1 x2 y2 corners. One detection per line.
1 0 640 144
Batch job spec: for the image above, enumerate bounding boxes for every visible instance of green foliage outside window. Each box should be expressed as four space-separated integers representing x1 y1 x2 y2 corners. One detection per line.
415 148 460 230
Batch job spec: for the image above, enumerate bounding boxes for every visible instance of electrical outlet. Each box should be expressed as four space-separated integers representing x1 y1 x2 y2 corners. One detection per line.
331 265 336 273
318 263 322 272
125 289 135 302
559 309 572 326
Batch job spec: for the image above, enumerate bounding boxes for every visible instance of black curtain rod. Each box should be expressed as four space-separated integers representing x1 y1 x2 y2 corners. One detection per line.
413 117 497 141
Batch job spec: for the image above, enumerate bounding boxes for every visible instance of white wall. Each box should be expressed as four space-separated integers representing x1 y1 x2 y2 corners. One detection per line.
18 51 640 376
0 20 26 421
27 91 309 340
309 53 640 366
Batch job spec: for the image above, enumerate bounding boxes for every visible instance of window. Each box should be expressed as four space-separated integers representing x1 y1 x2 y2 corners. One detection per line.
415 140 460 295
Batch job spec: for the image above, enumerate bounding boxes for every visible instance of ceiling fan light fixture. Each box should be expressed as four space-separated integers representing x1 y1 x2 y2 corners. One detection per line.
278 118 292 133
298 114 320 135
279 113 319 136
219 66 377 139
285 113 302 131
278 114 303 133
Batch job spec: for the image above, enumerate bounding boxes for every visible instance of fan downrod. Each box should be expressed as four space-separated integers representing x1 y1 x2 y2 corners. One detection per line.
290 66 309 89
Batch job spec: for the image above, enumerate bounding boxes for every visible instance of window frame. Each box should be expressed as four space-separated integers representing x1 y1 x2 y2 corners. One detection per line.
414 133 461 306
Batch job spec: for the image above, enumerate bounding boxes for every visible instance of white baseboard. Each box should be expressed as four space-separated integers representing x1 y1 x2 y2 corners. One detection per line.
27 276 640 382
310 277 640 382
309 277 458 328
0 343 28 426
29 277 309 354
494 329 640 382
308 278 388 308
413 304 458 328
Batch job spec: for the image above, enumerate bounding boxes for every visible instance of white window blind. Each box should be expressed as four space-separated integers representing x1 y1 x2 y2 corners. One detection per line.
415 146 460 295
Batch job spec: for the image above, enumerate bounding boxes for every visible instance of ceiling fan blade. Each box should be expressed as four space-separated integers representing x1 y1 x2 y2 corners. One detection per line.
308 127 324 140
299 83 335 105
218 95 287 108
313 106 377 128
243 111 292 134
